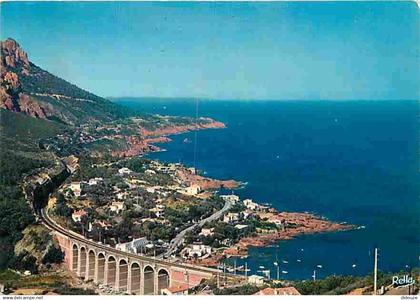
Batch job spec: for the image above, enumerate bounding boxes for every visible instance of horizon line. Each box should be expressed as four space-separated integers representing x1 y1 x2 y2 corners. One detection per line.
108 96 419 102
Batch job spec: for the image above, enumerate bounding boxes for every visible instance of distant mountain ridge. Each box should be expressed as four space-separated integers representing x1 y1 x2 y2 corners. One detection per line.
0 38 126 125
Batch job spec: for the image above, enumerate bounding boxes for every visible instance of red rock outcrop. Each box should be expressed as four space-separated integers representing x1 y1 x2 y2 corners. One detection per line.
140 118 225 137
1 38 30 73
175 168 240 189
0 38 46 117
112 119 226 158
221 212 354 259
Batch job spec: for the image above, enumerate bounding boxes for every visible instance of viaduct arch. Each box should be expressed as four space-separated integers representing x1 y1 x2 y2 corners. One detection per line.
43 209 224 295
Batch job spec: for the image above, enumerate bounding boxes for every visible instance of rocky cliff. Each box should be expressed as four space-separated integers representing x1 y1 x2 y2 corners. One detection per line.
0 38 126 125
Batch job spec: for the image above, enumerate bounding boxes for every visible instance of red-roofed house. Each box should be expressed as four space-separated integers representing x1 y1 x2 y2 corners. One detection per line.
72 210 87 222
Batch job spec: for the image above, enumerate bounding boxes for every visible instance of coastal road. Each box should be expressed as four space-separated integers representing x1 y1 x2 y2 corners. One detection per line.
161 198 234 258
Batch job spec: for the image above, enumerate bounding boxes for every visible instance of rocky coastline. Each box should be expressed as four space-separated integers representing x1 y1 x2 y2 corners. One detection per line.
195 211 354 267
139 118 225 137
112 119 225 158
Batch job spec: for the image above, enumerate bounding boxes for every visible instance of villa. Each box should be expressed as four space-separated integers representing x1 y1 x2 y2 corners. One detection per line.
223 212 241 223
115 237 149 254
181 243 212 258
110 201 125 213
69 182 82 197
182 184 201 196
199 227 215 237
248 275 265 286
220 194 240 203
243 199 259 210
71 210 87 222
88 177 103 185
118 167 133 175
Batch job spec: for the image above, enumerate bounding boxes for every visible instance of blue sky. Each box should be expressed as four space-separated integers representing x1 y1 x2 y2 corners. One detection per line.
1 1 419 100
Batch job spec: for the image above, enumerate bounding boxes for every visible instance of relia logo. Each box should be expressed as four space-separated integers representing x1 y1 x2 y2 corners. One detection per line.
392 275 415 287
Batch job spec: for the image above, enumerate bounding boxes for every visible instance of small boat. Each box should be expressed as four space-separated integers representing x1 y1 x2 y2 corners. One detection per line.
282 270 288 274
273 262 278 266
259 265 265 269
352 264 357 268
183 138 192 143
297 259 302 263
282 260 289 264
300 248 304 251
317 265 323 268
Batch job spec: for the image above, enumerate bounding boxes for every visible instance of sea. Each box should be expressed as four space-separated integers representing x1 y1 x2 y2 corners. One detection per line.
115 98 419 280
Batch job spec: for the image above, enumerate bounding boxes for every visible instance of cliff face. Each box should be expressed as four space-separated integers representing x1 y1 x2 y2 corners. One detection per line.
1 38 30 72
0 38 126 125
0 39 49 118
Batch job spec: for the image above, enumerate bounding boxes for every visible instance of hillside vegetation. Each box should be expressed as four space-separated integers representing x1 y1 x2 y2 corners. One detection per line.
1 38 132 125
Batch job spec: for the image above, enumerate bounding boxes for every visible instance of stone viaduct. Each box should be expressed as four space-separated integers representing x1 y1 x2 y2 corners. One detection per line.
42 209 222 295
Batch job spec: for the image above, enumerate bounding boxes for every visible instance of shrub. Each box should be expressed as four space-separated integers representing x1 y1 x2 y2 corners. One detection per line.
42 247 64 265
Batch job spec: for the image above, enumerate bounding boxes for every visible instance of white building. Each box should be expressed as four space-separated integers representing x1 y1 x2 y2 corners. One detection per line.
69 182 82 197
243 199 259 210
248 275 265 286
117 191 129 200
118 167 133 175
269 218 284 227
182 243 212 258
150 205 165 218
220 194 240 203
199 228 215 237
110 201 125 213
145 169 156 175
115 237 149 254
88 177 103 185
223 212 241 223
146 186 156 193
234 224 249 230
182 185 201 196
